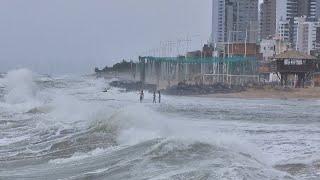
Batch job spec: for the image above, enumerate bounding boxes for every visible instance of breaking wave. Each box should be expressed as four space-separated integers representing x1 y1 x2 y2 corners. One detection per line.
1 69 318 179
2 69 37 104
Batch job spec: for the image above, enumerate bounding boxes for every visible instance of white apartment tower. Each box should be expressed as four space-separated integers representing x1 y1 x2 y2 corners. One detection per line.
212 0 225 44
293 16 320 54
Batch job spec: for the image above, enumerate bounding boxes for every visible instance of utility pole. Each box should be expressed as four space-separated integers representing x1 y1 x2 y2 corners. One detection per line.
245 28 248 57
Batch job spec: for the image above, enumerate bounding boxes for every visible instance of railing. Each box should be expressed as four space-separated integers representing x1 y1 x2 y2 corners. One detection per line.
140 56 258 64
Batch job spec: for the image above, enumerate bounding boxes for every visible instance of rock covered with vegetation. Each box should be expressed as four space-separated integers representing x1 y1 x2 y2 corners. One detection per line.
95 60 137 74
109 81 157 92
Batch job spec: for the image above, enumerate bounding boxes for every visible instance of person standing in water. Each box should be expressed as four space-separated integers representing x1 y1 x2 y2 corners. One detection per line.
158 90 161 103
140 90 144 103
153 91 156 103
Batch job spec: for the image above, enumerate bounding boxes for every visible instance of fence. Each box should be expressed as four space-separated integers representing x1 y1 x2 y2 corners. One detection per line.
138 56 259 87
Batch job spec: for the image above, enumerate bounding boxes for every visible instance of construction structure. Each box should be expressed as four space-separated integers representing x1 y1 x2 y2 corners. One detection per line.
138 56 259 89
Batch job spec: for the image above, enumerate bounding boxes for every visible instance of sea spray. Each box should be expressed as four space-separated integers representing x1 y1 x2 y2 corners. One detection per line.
107 104 170 145
3 69 37 104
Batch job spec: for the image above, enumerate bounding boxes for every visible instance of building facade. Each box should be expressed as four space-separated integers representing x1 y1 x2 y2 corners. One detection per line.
298 0 317 19
274 0 320 45
212 0 225 44
260 38 288 62
211 0 259 47
293 16 320 54
317 0 320 20
277 20 291 42
260 0 277 39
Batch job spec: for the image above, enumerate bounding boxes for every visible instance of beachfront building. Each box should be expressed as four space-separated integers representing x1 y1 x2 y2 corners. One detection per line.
274 0 320 45
260 0 277 39
276 20 291 43
293 16 320 54
259 38 289 82
260 38 289 62
259 0 320 48
271 50 317 87
275 0 296 44
211 0 259 49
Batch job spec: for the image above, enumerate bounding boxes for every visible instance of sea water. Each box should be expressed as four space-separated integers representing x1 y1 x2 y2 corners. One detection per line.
0 69 319 180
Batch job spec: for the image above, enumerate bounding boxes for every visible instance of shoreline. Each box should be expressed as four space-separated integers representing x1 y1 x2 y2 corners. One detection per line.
192 87 320 100
101 74 320 100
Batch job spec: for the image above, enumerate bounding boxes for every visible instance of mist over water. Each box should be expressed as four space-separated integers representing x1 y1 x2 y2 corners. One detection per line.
0 69 320 179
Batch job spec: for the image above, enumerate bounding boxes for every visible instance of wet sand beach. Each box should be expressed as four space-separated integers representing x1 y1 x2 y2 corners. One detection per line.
195 87 320 99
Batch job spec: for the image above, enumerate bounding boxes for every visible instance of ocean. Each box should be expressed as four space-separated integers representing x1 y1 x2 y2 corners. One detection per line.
0 69 319 180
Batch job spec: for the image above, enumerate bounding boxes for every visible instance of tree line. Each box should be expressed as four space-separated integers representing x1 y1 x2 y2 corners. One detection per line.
95 60 137 73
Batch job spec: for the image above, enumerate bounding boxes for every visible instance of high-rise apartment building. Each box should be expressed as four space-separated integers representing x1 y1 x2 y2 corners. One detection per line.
260 0 276 39
317 0 320 20
274 0 320 44
293 16 320 54
259 0 320 39
275 0 297 33
212 0 225 44
298 0 317 19
211 0 259 46
275 0 313 21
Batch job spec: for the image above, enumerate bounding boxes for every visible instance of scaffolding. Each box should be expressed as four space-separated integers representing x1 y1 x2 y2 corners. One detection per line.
138 56 259 87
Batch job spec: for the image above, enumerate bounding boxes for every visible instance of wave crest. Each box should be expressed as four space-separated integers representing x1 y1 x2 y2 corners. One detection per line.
2 69 37 104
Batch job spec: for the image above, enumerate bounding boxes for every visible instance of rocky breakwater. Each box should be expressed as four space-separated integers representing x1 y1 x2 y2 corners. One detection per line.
109 81 157 92
163 82 245 96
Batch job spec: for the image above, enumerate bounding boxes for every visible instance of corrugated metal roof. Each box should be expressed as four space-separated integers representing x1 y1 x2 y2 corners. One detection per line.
274 50 316 60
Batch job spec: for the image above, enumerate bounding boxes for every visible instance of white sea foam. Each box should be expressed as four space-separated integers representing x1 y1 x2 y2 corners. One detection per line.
0 135 30 146
48 147 119 165
3 69 37 104
108 104 170 145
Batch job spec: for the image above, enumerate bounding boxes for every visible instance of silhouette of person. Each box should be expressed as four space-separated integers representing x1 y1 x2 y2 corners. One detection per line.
158 90 161 103
140 90 144 103
153 91 156 103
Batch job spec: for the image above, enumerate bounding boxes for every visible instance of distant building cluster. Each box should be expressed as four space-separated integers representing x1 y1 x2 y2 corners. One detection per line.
211 0 320 59
135 0 320 88
212 0 259 45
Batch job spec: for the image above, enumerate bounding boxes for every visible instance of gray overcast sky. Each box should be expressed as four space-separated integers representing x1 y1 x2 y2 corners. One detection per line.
0 0 212 75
